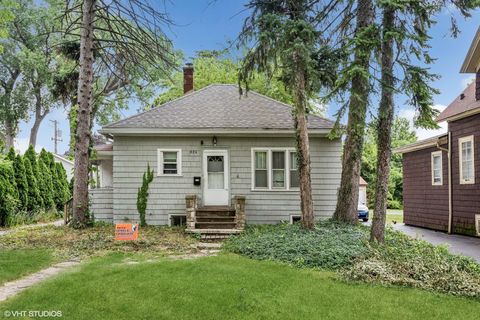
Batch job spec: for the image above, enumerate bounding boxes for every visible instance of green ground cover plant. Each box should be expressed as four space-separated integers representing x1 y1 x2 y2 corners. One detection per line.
225 221 480 298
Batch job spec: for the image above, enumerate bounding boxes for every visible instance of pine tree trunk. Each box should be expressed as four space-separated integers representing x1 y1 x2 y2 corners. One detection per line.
293 65 314 229
370 6 395 243
72 0 96 228
333 0 374 224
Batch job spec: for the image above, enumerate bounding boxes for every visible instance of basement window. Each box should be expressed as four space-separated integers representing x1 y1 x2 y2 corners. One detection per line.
459 136 475 184
431 151 443 186
169 214 186 227
290 215 301 224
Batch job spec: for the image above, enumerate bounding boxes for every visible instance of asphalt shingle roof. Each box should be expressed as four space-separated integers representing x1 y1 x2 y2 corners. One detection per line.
436 82 480 122
104 84 334 130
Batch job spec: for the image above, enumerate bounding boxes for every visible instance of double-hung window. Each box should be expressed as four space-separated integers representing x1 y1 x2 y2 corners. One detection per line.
431 151 442 186
459 136 475 184
252 148 298 190
157 149 182 176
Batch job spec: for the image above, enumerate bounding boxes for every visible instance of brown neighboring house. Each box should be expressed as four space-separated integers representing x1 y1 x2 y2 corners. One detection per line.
395 28 480 236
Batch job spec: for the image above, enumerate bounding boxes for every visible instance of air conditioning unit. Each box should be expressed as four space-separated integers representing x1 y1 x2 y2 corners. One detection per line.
476 214 480 237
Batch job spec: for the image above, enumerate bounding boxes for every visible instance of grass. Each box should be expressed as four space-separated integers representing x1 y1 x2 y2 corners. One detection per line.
0 253 478 320
0 249 56 285
367 210 403 224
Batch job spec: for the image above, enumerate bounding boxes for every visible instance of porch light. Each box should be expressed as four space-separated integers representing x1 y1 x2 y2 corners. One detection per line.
213 136 217 146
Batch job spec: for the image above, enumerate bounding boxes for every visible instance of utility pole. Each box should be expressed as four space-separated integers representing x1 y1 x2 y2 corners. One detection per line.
50 120 62 154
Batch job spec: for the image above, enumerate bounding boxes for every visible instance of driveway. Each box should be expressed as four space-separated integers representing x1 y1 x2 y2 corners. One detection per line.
393 224 480 263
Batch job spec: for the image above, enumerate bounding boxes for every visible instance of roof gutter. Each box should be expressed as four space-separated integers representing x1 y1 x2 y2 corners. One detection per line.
99 128 334 137
436 132 452 234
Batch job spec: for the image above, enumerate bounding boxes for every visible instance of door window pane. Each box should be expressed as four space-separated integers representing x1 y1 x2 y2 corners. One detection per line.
207 156 224 189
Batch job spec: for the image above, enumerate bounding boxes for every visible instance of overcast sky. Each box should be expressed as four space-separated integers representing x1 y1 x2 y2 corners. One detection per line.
15 1 479 154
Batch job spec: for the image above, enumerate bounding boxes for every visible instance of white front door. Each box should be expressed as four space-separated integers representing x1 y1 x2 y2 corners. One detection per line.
203 150 229 206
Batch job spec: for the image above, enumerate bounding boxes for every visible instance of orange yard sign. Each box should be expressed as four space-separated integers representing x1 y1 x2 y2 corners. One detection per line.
115 223 139 241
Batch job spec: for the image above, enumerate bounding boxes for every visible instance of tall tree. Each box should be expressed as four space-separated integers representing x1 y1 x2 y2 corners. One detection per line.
370 3 395 242
61 0 176 227
369 0 479 243
333 0 376 224
238 0 343 229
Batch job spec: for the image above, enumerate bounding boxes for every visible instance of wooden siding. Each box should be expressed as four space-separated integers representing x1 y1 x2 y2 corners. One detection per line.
111 136 342 225
449 113 480 235
403 147 449 231
90 188 113 222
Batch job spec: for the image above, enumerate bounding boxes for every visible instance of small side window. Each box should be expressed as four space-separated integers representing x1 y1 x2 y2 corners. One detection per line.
431 151 442 186
459 136 475 184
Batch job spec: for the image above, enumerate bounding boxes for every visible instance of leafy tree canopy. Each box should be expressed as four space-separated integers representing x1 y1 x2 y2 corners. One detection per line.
361 117 417 209
154 50 327 115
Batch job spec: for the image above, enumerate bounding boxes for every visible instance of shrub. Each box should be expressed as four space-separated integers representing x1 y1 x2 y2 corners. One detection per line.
55 162 71 205
23 155 43 211
38 156 55 209
24 145 43 210
224 221 370 269
13 154 29 211
0 160 18 227
137 163 154 227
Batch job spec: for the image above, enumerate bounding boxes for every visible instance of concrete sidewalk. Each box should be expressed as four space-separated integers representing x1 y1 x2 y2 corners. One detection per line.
393 224 480 263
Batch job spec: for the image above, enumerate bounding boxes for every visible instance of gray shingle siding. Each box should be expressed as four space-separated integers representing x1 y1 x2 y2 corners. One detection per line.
103 135 341 225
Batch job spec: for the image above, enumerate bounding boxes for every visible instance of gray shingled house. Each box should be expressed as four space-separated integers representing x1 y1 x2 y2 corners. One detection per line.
90 65 342 236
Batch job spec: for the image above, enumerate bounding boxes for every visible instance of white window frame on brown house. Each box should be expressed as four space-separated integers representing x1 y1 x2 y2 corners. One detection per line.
431 151 443 186
459 135 475 184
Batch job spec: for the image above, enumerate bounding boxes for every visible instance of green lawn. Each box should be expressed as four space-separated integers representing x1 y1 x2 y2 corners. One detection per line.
1 253 478 320
0 249 56 285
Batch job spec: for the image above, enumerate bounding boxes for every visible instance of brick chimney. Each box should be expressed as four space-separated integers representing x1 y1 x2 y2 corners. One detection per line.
476 70 480 101
183 63 194 94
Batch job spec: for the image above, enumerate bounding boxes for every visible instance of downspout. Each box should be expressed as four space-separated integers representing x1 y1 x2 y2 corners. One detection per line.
436 132 452 234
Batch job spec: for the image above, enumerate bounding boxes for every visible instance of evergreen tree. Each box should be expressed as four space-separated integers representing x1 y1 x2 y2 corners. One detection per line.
13 154 29 211
38 149 55 209
0 161 17 226
6 147 15 161
23 156 42 211
137 164 154 227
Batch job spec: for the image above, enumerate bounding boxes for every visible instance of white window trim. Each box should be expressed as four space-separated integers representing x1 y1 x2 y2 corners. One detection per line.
251 147 297 191
431 151 443 186
168 214 187 227
157 149 182 176
459 135 475 185
289 214 301 224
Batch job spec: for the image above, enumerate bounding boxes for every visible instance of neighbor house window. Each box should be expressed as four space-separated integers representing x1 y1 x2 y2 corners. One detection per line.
251 148 297 190
431 151 442 186
157 149 182 176
459 136 475 184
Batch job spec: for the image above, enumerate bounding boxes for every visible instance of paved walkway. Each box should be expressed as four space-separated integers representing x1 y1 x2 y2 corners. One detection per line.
0 220 64 236
393 224 480 263
0 260 80 302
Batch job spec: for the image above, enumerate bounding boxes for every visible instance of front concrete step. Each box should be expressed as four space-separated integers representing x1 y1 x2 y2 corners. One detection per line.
196 216 235 223
195 222 236 229
187 228 243 241
196 206 235 217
